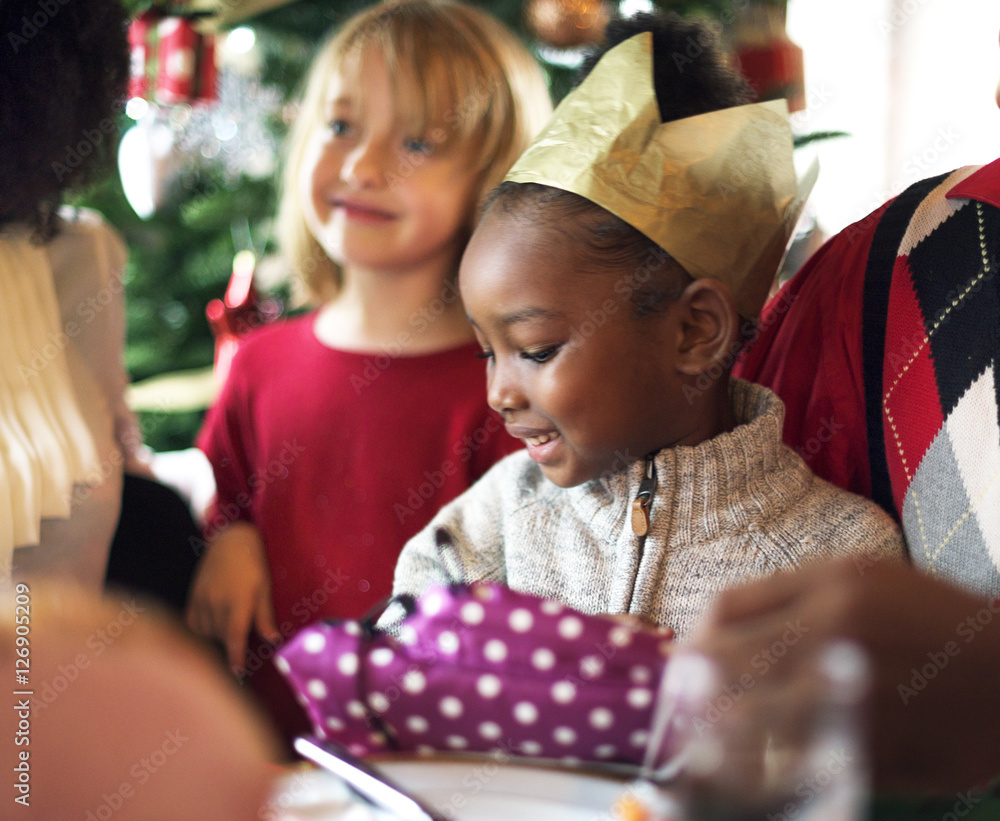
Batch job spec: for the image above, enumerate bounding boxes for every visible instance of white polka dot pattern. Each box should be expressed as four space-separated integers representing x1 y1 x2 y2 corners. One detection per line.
551 681 576 704
479 722 502 739
402 670 426 694
580 655 605 679
476 674 502 698
369 648 394 667
302 632 326 654
589 707 614 730
508 608 533 632
629 665 652 685
460 602 485 624
558 616 583 639
627 688 653 709
437 631 459 654
554 727 577 745
274 581 673 767
514 702 538 724
483 639 507 662
369 692 392 713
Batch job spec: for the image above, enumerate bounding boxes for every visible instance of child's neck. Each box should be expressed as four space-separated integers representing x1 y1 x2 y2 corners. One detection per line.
314 262 474 354
702 386 738 441
668 380 738 449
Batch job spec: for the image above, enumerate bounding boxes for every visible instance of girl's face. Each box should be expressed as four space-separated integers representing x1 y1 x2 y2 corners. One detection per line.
460 211 703 488
298 51 480 279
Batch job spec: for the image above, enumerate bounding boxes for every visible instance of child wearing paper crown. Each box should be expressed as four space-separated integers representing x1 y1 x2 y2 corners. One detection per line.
386 13 905 640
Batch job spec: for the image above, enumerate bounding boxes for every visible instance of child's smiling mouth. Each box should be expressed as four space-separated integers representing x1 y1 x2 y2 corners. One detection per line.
508 425 563 463
332 197 397 222
524 432 557 446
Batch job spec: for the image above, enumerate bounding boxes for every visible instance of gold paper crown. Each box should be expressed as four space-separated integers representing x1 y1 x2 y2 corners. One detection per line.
505 31 813 319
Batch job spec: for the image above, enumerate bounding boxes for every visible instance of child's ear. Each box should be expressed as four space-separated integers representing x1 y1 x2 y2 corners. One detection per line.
673 278 740 377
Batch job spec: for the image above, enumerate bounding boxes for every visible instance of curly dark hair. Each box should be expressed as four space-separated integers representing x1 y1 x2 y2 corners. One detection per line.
577 11 752 120
485 11 753 319
0 0 130 239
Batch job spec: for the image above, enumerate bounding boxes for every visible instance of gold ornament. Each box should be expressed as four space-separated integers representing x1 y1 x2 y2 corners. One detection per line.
524 0 609 50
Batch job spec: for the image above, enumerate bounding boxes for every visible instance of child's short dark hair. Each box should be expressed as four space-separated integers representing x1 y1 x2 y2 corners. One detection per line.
0 0 130 240
485 11 751 318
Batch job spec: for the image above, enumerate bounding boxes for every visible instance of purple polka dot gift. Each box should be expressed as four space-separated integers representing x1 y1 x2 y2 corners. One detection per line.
275 582 674 765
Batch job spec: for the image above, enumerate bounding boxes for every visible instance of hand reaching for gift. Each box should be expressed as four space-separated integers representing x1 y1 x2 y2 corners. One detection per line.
185 521 282 672
688 557 1000 793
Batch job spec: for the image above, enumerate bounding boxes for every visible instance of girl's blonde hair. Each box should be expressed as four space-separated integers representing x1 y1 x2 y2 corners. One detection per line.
277 0 553 304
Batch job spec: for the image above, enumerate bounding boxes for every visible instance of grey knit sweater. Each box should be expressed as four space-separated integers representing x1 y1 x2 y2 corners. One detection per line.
388 379 905 639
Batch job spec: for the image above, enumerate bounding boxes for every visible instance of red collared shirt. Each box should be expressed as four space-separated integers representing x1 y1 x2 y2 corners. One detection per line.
734 158 1000 504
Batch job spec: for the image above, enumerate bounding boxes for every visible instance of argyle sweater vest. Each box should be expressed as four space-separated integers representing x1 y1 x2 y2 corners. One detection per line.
863 168 1000 596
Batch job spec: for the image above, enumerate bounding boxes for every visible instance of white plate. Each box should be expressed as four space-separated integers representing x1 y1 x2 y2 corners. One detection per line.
381 758 628 821
269 757 633 821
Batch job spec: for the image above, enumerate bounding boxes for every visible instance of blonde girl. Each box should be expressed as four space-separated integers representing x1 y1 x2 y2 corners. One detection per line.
186 0 551 738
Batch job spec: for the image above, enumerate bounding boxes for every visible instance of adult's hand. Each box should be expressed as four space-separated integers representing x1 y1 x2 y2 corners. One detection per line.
185 521 281 672
688 557 1000 793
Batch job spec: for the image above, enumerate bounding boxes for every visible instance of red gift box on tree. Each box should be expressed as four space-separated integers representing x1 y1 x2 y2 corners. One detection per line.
127 7 217 105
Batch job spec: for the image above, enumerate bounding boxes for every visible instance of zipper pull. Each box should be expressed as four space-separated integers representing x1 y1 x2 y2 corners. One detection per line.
631 455 657 537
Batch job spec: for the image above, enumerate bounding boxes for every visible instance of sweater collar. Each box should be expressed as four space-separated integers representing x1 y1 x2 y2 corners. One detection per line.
594 378 812 543
946 158 1000 211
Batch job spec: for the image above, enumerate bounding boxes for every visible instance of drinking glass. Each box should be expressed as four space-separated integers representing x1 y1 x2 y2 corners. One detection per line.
638 641 871 821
